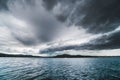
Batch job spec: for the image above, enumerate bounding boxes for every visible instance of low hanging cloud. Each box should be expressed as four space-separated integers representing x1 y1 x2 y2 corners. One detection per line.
40 29 120 53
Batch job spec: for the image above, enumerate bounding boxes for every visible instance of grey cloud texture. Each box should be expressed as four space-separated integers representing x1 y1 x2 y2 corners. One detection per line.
40 30 120 53
0 0 120 54
7 0 63 44
0 0 9 10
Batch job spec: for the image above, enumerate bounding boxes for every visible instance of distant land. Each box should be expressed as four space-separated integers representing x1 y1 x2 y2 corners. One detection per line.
0 53 41 57
0 53 119 58
53 54 89 58
52 54 119 58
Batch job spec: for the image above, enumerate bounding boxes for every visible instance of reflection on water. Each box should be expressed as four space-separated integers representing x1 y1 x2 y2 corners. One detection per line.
0 58 120 80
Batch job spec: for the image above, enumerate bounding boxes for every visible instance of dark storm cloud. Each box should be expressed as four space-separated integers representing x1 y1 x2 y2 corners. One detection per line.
1 0 120 50
42 0 77 10
91 31 120 49
42 0 120 33
42 0 58 10
0 0 8 10
75 0 120 34
42 0 80 22
75 0 120 50
40 31 120 53
43 0 120 33
42 0 120 52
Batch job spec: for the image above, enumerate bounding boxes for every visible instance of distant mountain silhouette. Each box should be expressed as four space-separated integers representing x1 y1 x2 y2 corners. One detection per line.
0 53 118 58
0 53 42 57
52 54 119 58
53 54 89 58
0 53 89 58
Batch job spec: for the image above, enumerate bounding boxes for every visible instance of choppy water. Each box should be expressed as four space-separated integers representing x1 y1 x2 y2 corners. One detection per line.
0 58 120 80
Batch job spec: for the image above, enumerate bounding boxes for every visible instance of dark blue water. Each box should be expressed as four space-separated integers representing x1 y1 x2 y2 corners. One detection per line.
0 58 120 80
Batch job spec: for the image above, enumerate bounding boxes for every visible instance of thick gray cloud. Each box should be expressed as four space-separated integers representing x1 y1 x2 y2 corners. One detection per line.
75 0 120 33
6 0 63 45
44 0 120 34
0 0 120 53
42 0 58 10
41 0 120 52
0 0 9 10
41 0 120 34
40 31 120 53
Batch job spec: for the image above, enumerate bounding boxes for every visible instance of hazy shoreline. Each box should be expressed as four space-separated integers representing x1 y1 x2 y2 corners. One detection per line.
0 53 120 58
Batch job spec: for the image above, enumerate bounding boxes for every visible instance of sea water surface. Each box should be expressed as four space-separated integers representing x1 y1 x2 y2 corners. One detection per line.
0 58 120 80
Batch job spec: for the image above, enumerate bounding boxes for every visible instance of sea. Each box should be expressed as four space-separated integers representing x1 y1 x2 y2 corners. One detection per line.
0 58 120 80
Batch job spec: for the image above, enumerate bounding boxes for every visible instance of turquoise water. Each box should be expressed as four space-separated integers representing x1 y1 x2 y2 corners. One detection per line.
0 58 120 80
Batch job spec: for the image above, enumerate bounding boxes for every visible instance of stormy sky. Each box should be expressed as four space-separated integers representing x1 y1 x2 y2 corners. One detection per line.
0 0 120 56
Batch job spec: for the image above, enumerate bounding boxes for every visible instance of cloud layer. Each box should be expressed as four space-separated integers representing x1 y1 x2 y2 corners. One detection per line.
0 0 120 55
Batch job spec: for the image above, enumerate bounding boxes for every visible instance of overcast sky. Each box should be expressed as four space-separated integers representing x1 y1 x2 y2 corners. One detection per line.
0 0 120 56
